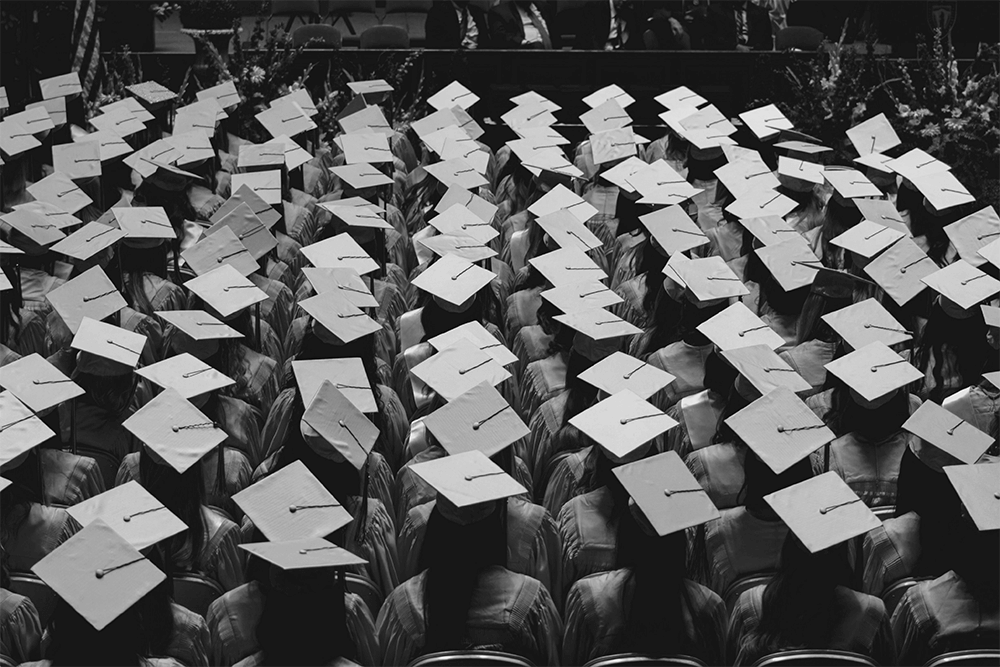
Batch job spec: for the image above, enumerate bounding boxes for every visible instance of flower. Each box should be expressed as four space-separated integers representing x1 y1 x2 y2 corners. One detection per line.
249 66 265 84
920 124 941 138
944 118 966 132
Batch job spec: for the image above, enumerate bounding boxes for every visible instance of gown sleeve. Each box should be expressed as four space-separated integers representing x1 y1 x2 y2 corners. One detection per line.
346 592 380 667
520 583 563 667
560 581 596 667
204 517 247 593
375 585 423 667
1 592 43 664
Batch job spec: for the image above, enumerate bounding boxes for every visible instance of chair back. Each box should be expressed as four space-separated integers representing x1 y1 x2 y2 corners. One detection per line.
292 23 343 48
0 654 17 667
925 649 1000 666
8 572 59 629
583 654 709 667
345 572 383 617
724 573 774 613
74 445 122 490
775 26 824 52
880 577 923 616
752 649 879 666
384 0 432 14
172 573 225 618
272 0 321 15
871 505 896 521
360 24 410 49
408 650 535 667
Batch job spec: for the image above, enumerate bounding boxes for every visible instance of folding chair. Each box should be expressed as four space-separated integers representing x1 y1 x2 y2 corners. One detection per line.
8 572 59 629
345 572 384 617
359 24 410 49
327 0 377 36
292 23 343 48
271 0 321 32
752 649 879 666
724 572 775 613
408 650 535 667
172 573 225 618
924 649 1000 666
583 654 709 667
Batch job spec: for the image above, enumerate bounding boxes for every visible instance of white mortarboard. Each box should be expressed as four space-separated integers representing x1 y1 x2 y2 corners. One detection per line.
26 172 93 215
8 106 55 136
846 113 901 156
411 254 495 306
944 207 1000 267
501 102 557 130
114 207 174 241
830 219 905 260
0 352 84 412
600 156 648 193
2 208 67 247
340 104 394 137
127 80 177 108
31 520 166 631
583 84 635 110
983 304 1000 328
52 140 102 179
654 86 706 110
590 128 635 166
173 108 217 137
424 158 489 190
824 341 923 403
233 460 353 542
511 90 560 111
580 98 632 135
211 185 281 228
272 88 318 117
419 233 496 263
301 233 379 275
529 246 607 287
764 471 881 553
302 381 379 470
135 353 235 400
168 130 215 166
854 151 896 175
298 291 382 343
823 168 882 200
237 142 287 170
270 134 312 171
340 132 393 165
535 209 603 253
67 481 187 551
776 155 825 186
427 320 518 367
49 222 125 262
673 256 749 302
726 387 836 474
122 388 226 472
411 107 463 140
512 124 569 145
239 539 366 570
428 81 479 111
755 236 823 291
903 400 994 466
181 225 258 277
613 450 720 536
540 280 623 314
0 391 55 467
553 307 642 341
429 204 498 244
570 389 678 463
155 310 243 341
821 298 912 350
423 382 527 457
318 201 390 230
436 186 498 224
886 148 949 182
577 350 676 400
347 79 394 96
739 215 799 247
46 266 126 334
230 170 282 206
410 449 526 508
697 301 786 351
301 267 378 308
854 199 909 234
739 104 794 141
410 338 511 402
1 119 42 157
979 238 1000 270
256 101 316 138
104 96 155 123
942 463 1000 531
12 200 81 231
39 72 82 100
721 345 812 396
639 205 709 256
725 188 797 220
715 158 780 199
205 203 277 262
292 358 376 413
921 260 1000 310
91 106 145 137
183 264 268 318
528 184 597 225
197 80 241 110
863 237 937 306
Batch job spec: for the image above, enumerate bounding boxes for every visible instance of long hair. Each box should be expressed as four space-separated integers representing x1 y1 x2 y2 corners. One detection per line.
419 502 508 653
558 349 600 428
819 197 862 269
47 594 147 666
744 251 808 319
116 244 170 316
138 447 206 575
638 240 669 314
739 534 852 661
617 518 693 656
0 263 23 344
912 302 989 403
821 378 912 440
72 370 138 417
0 448 44 574
255 564 357 666
635 297 725 359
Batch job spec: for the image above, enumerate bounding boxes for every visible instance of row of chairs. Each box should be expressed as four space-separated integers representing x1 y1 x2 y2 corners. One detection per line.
271 0 433 36
289 23 412 49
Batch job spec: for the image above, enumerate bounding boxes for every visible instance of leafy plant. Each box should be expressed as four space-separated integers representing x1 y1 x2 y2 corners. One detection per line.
85 47 145 119
179 0 240 29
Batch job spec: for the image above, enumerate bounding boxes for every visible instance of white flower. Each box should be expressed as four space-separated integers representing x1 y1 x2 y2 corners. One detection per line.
898 104 912 116
920 125 941 138
249 67 265 84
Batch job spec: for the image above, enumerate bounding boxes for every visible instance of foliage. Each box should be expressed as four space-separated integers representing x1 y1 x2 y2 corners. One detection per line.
85 48 145 119
150 3 182 22
179 0 240 29
886 31 1000 203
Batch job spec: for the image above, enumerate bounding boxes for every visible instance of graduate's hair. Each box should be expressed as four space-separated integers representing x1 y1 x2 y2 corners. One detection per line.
0 448 44 574
744 251 809 319
417 284 501 340
419 500 507 654
637 238 668 314
47 598 145 666
0 263 23 344
821 375 912 440
912 300 989 404
819 196 862 268
72 369 138 418
138 446 207 576
633 296 726 359
739 450 813 515
952 523 1000 612
255 565 357 666
739 533 852 662
116 243 170 317
616 516 694 657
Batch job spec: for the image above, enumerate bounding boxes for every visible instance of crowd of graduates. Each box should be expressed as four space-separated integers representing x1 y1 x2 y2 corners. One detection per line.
0 68 998 667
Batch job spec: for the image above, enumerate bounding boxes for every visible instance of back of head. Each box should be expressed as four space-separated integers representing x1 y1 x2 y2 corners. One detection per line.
742 451 813 514
48 597 144 666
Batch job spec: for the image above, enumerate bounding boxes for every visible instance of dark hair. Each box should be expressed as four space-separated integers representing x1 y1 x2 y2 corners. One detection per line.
741 451 813 514
256 565 357 665
0 263 23 345
821 378 912 440
558 349 600 428
419 502 507 653
417 288 498 341
637 239 668 315
744 251 808 319
739 533 851 661
912 302 989 403
0 449 44 574
819 197 862 269
138 447 207 576
47 585 154 666
116 244 170 316
616 514 694 656
73 370 138 417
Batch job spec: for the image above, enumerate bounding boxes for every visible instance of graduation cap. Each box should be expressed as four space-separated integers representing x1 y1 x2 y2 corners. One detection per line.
269 134 313 171
846 113 901 157
0 352 84 413
673 256 749 303
410 449 526 509
528 184 597 225
302 381 379 470
427 320 518 367
423 382 528 458
135 353 235 400
301 267 378 308
12 201 81 231
39 72 82 100
114 207 174 243
340 104 394 136
411 254 495 307
26 172 93 215
341 132 393 165
67 481 187 551
501 102 557 130
205 204 277 262
91 106 145 137
436 186 498 224
886 148 949 182
330 163 394 190
292 358 376 413
539 280 623 314
755 236 823 292
821 298 912 350
298 290 382 344
410 338 511 403
943 463 1000 531
583 84 635 110
529 247 607 287
272 88 318 117
639 205 709 257
122 388 226 473
233 460 353 542
156 310 243 342
722 345 812 397
654 86 707 110
535 209 603 253
1 119 42 157
715 158 780 199
2 208 67 247
256 101 316 138
697 301 786 351
52 140 102 180
824 169 883 201
590 128 636 166
46 266 127 334
570 389 678 463
511 90 561 112
921 260 1000 311
613 450 720 536
419 233 497 263
830 219 905 260
181 225 258 277
553 307 641 341
903 400 994 467
0 391 56 467
580 98 632 135
725 187 797 220
428 81 479 111
944 207 1000 268
862 237 937 306
777 156 825 188
197 80 241 110
764 471 880 553
424 158 489 191
739 215 800 247
183 264 269 319
238 142 288 170
31 520 166 631
347 79 394 96
429 203 498 245
231 170 282 206
211 185 281 229
319 203 392 231
739 104 794 141
577 350 676 400
726 387 836 475
824 341 923 404
127 81 177 109
240 539 367 570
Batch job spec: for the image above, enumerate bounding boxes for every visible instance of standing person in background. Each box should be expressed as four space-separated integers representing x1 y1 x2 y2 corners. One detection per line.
574 0 649 50
489 0 557 50
686 0 772 50
425 0 490 49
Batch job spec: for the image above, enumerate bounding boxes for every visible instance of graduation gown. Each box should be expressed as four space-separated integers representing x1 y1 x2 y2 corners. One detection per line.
541 446 594 518
0 589 42 664
557 486 620 602
562 569 728 667
861 511 921 596
809 429 911 508
206 582 378 667
376 566 562 667
728 585 895 666
643 341 714 412
778 339 837 397
40 448 106 507
685 442 747 510
3 504 80 571
519 353 567 424
165 601 212 667
694 506 789 597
